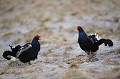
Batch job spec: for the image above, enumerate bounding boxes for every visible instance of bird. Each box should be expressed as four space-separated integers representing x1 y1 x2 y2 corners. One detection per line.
77 26 113 61
3 34 41 65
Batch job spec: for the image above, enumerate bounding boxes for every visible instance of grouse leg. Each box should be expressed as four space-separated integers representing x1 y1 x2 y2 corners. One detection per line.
86 52 91 61
87 52 98 62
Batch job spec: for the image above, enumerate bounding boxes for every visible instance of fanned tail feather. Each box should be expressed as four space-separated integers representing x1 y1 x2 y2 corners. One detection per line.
104 39 113 46
96 39 113 47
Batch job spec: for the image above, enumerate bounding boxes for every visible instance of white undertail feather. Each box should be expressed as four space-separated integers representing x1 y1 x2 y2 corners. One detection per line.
13 46 16 49
8 56 19 65
90 33 100 40
10 56 17 61
90 33 93 36
95 33 100 40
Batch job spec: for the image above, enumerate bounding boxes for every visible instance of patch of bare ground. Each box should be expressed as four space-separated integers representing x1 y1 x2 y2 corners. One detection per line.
60 69 89 79
99 67 120 79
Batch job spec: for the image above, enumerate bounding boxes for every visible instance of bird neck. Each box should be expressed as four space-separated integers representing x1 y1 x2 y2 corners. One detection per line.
31 38 40 46
78 30 87 39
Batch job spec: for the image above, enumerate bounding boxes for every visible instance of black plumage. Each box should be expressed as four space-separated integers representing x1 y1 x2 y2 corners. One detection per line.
3 34 40 64
77 26 113 60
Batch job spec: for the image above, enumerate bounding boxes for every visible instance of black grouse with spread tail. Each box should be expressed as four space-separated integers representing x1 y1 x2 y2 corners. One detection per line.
77 26 113 60
3 34 40 64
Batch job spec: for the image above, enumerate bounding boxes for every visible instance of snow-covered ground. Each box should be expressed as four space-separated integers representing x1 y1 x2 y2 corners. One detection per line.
0 0 120 79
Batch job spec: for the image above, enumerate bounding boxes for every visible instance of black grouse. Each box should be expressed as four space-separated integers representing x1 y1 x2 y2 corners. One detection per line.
3 34 40 65
77 26 113 60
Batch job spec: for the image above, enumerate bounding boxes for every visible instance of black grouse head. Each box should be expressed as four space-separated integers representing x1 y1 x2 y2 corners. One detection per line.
34 34 40 40
77 26 82 31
